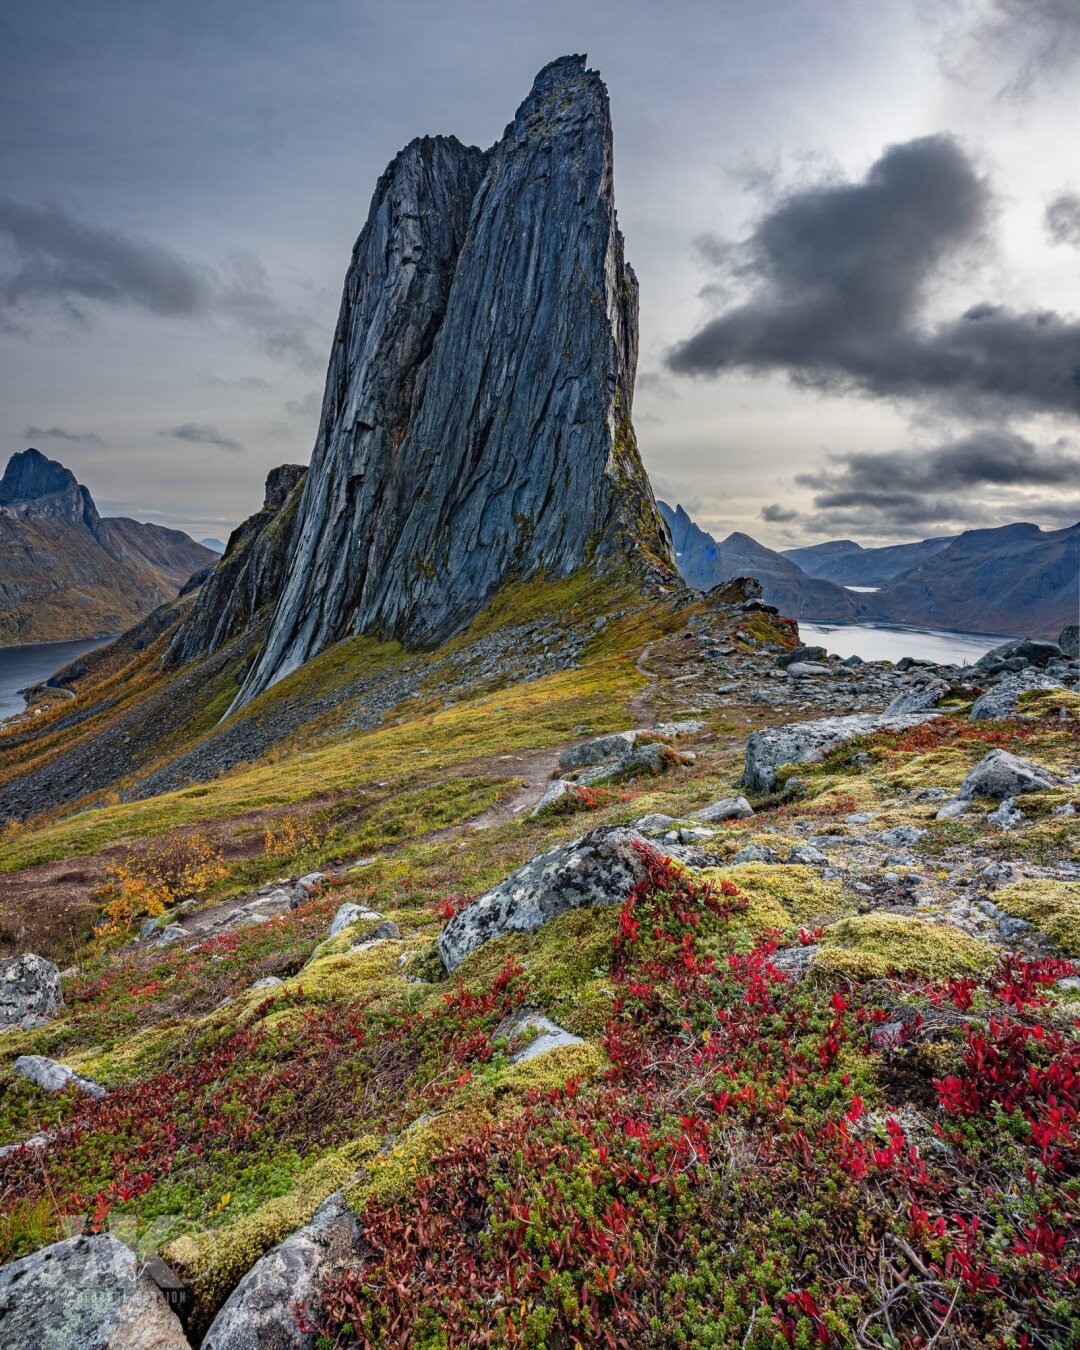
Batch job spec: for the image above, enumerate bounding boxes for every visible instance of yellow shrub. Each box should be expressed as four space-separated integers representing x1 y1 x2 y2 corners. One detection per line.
93 832 226 933
263 814 325 858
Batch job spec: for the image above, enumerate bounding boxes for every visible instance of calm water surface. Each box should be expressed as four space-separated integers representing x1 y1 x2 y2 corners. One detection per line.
799 621 1016 666
0 638 110 721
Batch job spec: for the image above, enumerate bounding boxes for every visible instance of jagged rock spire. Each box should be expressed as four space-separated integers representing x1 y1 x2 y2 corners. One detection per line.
233 55 673 708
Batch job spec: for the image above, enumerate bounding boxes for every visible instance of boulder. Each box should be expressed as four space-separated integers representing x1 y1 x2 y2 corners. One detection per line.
969 669 1066 721
438 826 660 973
1059 624 1079 659
955 749 1064 800
496 1009 584 1064
328 903 367 939
987 797 1025 831
201 1194 361 1350
884 681 949 716
730 844 781 864
251 976 284 990
0 953 63 1030
775 646 826 669
876 826 928 848
976 638 1063 669
558 731 636 770
693 795 754 824
531 778 590 816
743 711 936 794
768 944 820 981
291 873 325 907
0 1233 189 1349
13 1055 106 1100
785 662 830 677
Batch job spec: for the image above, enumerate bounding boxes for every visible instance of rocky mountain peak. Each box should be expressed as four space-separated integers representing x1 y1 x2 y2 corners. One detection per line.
0 448 77 504
228 56 673 708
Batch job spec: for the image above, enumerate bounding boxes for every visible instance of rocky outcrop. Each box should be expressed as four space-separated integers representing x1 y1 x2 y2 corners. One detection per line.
163 465 306 668
13 1055 106 1099
0 449 214 645
235 56 673 707
201 1194 361 1350
0 953 63 1030
743 711 938 794
0 1233 189 1349
439 825 659 972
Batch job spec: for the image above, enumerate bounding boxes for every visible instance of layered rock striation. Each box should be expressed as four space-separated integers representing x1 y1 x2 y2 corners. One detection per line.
232 55 672 708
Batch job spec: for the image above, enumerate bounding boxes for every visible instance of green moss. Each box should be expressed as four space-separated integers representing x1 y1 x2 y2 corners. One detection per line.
697 862 852 944
1016 687 1080 719
994 879 1080 955
164 1135 380 1332
819 913 995 978
809 947 893 984
454 907 620 1034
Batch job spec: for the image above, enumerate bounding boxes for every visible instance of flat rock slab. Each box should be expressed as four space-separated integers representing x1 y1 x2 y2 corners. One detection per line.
743 712 937 794
0 1233 189 1350
438 825 661 973
497 1010 584 1064
693 795 754 823
13 1055 106 1100
201 1194 361 1350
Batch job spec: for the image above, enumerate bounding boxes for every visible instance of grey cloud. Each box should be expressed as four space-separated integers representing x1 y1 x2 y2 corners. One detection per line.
22 424 105 445
1046 192 1080 248
284 390 322 419
961 0 1080 99
0 201 322 372
199 373 272 391
761 503 798 522
0 199 208 319
667 136 1080 416
158 422 244 453
796 428 1080 534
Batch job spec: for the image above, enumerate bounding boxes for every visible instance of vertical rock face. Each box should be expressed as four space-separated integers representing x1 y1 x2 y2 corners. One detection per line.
234 55 672 708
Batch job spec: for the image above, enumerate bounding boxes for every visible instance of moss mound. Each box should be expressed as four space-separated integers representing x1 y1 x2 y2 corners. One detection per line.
994 879 1080 955
697 862 852 943
819 912 995 978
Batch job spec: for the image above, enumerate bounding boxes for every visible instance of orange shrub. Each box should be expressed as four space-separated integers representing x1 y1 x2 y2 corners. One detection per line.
93 833 227 933
263 815 325 858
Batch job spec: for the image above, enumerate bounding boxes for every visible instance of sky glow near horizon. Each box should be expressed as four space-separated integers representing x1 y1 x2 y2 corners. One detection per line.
1 0 1078 547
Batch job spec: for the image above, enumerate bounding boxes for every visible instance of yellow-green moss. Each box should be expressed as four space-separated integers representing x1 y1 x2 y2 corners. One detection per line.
72 1019 192 1085
697 862 852 943
1016 687 1080 719
994 879 1080 955
346 1042 607 1209
819 912 995 978
164 1135 379 1331
454 907 620 1035
809 946 893 983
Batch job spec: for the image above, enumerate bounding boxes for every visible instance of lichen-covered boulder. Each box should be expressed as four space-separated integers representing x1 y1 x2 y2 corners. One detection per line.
13 1055 106 1100
0 1233 189 1349
693 795 754 823
969 670 1066 721
439 826 659 973
201 1194 361 1350
743 712 936 793
954 749 1064 800
558 731 637 770
977 638 1063 669
531 779 592 817
884 681 949 716
0 953 63 1030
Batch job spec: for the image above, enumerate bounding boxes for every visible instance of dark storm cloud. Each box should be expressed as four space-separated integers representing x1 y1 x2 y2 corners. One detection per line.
1046 192 1080 248
0 201 321 370
761 502 798 522
795 428 1080 533
0 200 208 320
22 424 106 445
158 422 244 454
666 136 1080 416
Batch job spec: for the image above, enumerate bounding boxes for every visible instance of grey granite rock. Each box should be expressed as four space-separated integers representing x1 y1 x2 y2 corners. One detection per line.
329 903 364 938
730 845 781 864
884 681 948 716
0 1233 189 1350
877 826 928 848
1059 625 1079 659
559 731 637 770
743 711 936 793
0 953 63 1030
438 825 661 972
987 797 1026 830
693 795 754 823
234 57 673 707
955 749 1064 800
977 638 1063 669
496 1009 584 1064
969 669 1066 721
201 1193 361 1350
13 1055 106 1100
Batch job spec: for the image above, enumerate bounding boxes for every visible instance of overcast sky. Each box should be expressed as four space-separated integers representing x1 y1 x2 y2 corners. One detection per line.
1 0 1078 547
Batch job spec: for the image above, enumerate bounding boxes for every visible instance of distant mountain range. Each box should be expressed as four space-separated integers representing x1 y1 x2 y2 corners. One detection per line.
0 449 216 645
658 501 1079 639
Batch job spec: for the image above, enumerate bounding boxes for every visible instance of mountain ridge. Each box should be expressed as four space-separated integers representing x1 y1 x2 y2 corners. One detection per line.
0 449 216 646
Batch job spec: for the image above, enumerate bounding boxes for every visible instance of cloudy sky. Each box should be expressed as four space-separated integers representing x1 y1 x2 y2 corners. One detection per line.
1 0 1078 547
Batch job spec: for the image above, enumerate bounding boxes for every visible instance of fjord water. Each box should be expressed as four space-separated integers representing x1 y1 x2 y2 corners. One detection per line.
799 620 1015 666
0 638 109 720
